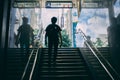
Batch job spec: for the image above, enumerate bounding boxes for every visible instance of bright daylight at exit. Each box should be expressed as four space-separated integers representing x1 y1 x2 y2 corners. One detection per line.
8 0 120 48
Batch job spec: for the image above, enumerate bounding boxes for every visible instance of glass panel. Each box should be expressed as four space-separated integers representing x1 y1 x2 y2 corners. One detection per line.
76 8 109 47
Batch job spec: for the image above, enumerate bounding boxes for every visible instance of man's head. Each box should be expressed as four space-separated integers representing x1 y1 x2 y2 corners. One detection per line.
51 17 57 24
22 17 28 24
86 36 91 40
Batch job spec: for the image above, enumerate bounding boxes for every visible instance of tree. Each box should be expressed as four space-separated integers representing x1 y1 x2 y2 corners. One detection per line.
93 38 104 47
61 30 72 47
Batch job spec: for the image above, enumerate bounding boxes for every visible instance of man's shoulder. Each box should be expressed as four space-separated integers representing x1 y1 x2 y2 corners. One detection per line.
55 24 61 31
46 24 52 28
46 24 51 30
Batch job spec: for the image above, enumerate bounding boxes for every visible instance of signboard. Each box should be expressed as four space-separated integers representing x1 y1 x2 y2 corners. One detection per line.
45 1 73 8
81 0 103 8
13 1 40 8
83 0 101 3
82 3 103 8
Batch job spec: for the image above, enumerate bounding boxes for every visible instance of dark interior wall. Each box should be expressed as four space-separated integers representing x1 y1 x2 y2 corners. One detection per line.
0 0 12 48
0 1 4 47
0 0 12 79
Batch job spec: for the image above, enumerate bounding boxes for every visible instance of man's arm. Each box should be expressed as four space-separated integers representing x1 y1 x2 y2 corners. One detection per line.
29 26 34 46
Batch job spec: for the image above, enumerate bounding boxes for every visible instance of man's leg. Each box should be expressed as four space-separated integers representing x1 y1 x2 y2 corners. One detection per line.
20 43 25 66
53 41 58 64
48 41 53 67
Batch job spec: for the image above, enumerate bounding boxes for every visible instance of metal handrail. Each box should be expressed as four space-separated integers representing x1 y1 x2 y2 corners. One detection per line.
79 29 120 80
21 48 36 80
90 42 120 79
29 48 39 80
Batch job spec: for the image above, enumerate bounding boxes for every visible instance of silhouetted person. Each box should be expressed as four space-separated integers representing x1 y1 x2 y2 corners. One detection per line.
115 14 120 73
107 15 120 74
107 17 117 69
45 17 62 67
116 14 120 47
107 17 117 47
15 17 34 62
84 36 93 47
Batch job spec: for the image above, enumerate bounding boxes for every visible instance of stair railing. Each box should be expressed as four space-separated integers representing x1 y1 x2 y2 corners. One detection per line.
78 29 120 80
28 48 40 80
21 48 39 80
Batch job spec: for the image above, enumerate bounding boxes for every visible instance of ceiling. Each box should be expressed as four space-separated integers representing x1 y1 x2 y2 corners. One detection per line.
13 0 117 8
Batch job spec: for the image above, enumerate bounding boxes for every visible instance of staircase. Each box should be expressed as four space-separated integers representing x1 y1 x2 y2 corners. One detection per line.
2 47 117 80
80 47 112 80
33 48 93 80
6 48 37 80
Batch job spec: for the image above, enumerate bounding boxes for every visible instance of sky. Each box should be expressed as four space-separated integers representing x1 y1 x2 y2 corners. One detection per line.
76 8 109 47
75 0 120 47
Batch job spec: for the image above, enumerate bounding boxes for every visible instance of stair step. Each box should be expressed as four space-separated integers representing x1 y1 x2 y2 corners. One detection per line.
43 51 79 53
42 58 82 61
40 69 87 72
43 56 81 59
42 62 84 65
42 53 80 55
40 74 90 78
40 66 86 69
41 60 84 63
